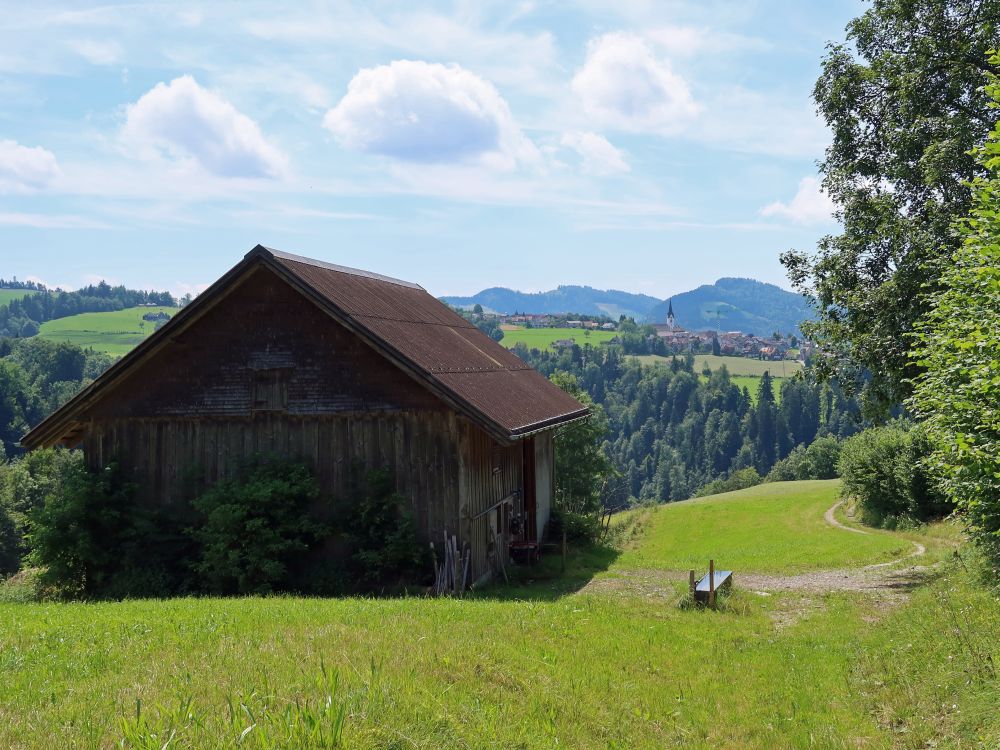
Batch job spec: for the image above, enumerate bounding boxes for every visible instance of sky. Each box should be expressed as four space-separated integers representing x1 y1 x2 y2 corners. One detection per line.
0 0 860 300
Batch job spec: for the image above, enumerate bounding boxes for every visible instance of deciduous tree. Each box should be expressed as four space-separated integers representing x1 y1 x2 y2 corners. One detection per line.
782 0 1000 416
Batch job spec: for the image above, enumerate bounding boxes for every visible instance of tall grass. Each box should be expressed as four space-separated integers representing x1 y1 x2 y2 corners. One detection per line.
1 482 996 748
616 480 910 573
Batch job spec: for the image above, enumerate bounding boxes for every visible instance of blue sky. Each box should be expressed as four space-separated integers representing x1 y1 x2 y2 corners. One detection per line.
0 0 859 299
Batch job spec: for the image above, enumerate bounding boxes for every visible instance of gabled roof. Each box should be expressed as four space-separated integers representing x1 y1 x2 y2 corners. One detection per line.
22 246 588 448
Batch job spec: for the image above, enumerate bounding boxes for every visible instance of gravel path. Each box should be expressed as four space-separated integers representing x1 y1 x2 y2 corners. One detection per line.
580 501 933 599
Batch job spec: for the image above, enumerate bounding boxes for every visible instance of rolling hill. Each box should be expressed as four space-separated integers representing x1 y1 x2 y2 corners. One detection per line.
443 278 813 336
37 306 179 356
441 285 662 320
646 277 813 336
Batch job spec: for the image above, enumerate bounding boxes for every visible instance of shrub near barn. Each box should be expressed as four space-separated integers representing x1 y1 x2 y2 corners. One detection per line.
26 455 428 599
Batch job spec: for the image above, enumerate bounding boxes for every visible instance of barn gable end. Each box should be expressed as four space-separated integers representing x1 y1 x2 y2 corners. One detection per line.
21 246 587 583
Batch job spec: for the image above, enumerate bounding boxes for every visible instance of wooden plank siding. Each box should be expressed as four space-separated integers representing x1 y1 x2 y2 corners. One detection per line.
458 422 523 582
534 431 555 542
56 262 566 585
83 411 538 582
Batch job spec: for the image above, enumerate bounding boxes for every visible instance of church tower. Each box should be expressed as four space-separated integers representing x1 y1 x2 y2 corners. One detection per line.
667 299 676 329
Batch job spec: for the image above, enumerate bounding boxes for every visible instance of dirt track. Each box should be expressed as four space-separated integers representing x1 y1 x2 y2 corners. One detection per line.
580 501 933 599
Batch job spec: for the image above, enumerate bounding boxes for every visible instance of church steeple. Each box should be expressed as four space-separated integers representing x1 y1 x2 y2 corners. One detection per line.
667 299 676 329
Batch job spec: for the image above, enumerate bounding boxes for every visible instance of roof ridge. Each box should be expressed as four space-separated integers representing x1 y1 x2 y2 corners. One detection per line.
251 245 424 290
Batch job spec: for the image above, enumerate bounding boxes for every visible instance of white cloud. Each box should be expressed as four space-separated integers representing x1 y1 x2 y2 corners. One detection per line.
242 10 559 96
760 176 837 225
171 281 210 299
560 131 629 175
646 25 770 57
0 212 108 229
122 75 288 179
571 32 699 134
71 39 121 65
698 87 829 158
323 60 538 169
0 140 61 192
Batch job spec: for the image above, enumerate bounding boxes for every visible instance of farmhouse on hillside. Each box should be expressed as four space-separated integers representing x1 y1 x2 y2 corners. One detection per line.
21 246 589 583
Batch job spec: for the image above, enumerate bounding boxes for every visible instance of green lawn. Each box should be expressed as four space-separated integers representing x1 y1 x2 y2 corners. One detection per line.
500 326 618 351
0 288 43 305
37 306 179 355
615 480 908 574
631 355 802 403
1 480 996 749
634 353 803 378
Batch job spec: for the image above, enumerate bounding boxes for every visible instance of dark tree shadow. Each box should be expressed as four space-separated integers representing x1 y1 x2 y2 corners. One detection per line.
469 540 621 602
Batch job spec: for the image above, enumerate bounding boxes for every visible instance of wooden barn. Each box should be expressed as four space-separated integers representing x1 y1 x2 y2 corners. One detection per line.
21 246 589 583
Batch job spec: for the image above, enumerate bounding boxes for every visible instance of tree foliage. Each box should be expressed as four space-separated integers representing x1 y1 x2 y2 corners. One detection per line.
27 460 160 598
766 436 843 482
189 458 324 595
550 372 614 526
524 345 860 504
838 423 951 527
910 55 1000 563
344 469 426 587
782 0 1000 416
0 338 114 457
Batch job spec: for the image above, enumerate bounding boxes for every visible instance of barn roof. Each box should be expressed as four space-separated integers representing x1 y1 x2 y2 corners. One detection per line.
22 245 588 448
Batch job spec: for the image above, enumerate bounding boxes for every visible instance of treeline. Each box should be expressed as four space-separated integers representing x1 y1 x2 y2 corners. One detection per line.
515 343 859 503
0 338 114 458
0 280 176 338
0 278 48 291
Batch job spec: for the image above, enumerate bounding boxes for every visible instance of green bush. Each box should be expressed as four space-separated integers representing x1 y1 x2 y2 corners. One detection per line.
766 436 842 482
0 502 18 577
342 469 427 589
694 467 761 498
189 458 325 595
549 508 602 542
0 448 82 574
909 55 1000 568
27 460 167 598
838 424 952 528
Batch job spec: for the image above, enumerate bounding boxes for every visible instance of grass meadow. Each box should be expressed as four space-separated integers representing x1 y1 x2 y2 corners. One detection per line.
37 306 179 355
499 326 618 351
614 480 909 573
632 354 802 403
0 288 43 305
1 480 997 749
633 353 804 378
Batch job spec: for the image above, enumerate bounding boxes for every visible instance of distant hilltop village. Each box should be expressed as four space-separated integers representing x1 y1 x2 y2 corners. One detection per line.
651 299 810 361
479 299 813 362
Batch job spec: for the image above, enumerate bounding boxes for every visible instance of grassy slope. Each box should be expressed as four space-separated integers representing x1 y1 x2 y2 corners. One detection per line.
616 480 908 574
1 481 996 749
0 288 42 305
500 326 618 350
634 353 803 378
631 355 802 404
37 306 179 355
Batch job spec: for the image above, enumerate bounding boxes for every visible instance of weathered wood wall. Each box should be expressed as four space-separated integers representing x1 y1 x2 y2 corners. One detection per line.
88 266 442 420
534 431 555 542
76 265 542 582
85 411 459 537
458 422 523 581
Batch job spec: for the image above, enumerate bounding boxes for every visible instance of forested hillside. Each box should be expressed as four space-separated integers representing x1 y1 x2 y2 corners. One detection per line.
0 339 113 457
516 342 858 501
645 277 813 334
444 277 813 336
442 285 663 319
0 281 176 339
